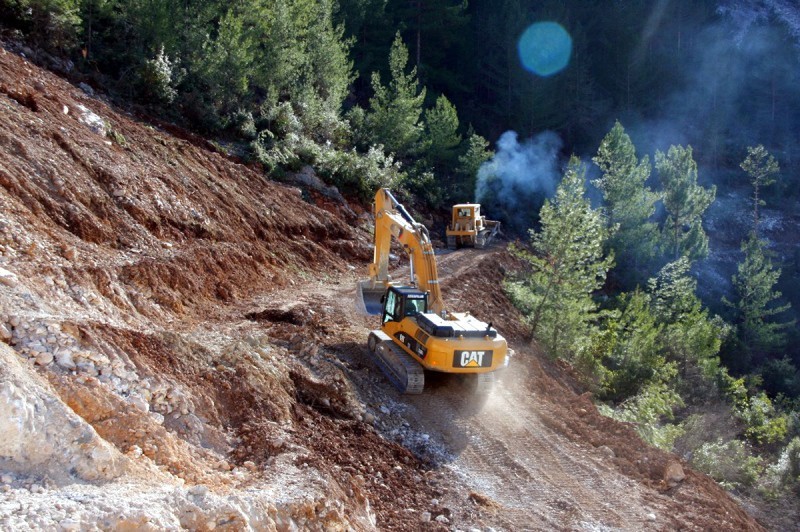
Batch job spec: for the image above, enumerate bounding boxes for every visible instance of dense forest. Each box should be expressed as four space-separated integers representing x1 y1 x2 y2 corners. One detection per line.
2 0 799 508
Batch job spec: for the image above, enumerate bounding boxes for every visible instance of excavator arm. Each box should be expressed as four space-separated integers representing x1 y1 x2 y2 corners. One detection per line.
357 189 444 315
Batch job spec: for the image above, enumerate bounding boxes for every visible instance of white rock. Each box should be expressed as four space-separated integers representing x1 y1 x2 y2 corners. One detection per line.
127 445 143 458
59 518 81 531
56 350 76 370
35 351 54 366
189 485 209 497
420 512 431 522
648 513 657 521
0 267 18 287
76 104 106 136
76 361 98 376
434 515 450 524
0 324 11 341
1 474 12 484
128 394 149 413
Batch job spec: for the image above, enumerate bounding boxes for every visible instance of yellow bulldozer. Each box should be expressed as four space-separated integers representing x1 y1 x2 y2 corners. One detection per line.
356 189 510 394
445 203 500 249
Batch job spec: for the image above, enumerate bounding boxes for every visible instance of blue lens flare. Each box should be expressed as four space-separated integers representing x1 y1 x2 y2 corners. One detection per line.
517 22 572 77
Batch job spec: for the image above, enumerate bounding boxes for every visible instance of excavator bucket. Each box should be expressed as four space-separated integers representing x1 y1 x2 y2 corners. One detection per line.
355 280 385 315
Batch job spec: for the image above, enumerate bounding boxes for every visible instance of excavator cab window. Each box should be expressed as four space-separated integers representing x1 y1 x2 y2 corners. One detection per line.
382 290 398 324
382 287 428 323
404 296 427 317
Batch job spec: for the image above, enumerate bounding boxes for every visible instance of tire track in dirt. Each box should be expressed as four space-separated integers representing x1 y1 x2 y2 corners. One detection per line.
402 368 653 530
251 244 762 531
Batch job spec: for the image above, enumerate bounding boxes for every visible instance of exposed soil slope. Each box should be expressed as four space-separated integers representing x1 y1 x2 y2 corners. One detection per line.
0 43 763 530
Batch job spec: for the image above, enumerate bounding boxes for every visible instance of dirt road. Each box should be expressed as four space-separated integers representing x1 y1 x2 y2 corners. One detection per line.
317 248 760 530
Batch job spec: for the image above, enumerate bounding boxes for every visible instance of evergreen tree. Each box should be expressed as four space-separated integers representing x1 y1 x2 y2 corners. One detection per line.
600 289 666 402
740 144 779 235
386 0 468 87
196 8 256 116
363 32 426 157
648 257 728 383
725 233 794 360
656 145 716 261
506 156 613 360
424 94 461 170
592 121 660 286
455 131 492 201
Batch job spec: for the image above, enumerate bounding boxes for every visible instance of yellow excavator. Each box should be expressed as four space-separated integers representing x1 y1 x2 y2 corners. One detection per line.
356 189 510 394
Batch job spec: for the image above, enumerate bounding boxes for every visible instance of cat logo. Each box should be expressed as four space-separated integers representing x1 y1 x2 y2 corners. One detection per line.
461 351 484 367
454 349 493 368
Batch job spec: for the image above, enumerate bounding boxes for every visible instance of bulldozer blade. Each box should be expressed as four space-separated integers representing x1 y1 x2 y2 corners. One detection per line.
355 280 386 315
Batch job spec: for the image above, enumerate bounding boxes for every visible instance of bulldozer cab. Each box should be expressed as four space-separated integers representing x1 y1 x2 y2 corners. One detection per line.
382 286 428 324
451 204 480 231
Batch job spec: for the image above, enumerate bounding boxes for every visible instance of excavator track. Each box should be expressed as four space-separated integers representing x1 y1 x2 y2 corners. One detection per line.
368 330 425 394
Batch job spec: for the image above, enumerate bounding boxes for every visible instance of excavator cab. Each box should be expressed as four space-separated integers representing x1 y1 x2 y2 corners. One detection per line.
381 286 428 324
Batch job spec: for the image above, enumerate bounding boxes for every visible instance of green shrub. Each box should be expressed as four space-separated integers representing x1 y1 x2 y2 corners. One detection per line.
691 439 763 489
4 0 81 52
138 46 181 104
599 380 684 450
737 392 789 446
315 145 404 201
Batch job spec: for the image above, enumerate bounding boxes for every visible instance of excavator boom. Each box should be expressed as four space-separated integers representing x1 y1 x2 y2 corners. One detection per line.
356 189 443 315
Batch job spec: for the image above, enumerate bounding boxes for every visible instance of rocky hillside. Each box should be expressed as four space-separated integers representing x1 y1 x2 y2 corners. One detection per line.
0 43 764 530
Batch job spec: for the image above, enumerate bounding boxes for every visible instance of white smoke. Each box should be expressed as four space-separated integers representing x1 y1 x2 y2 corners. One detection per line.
475 130 563 206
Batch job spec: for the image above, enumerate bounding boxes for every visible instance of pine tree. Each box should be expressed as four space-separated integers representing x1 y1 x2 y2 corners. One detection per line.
455 131 493 201
592 121 660 286
303 0 355 106
740 144 779 235
725 233 794 359
364 32 426 157
648 257 727 382
424 94 461 170
197 8 256 116
723 145 792 370
600 289 665 402
506 156 613 360
656 145 716 261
